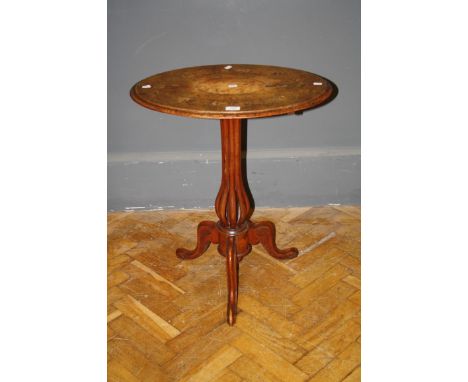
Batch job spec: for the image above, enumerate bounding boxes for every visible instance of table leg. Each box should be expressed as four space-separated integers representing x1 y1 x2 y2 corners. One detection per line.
226 236 238 325
248 221 298 259
176 221 218 260
176 118 298 325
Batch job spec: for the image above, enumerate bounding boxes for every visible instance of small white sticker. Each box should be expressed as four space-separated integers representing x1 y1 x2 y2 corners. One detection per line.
225 106 240 111
224 65 233 69
142 84 152 88
227 83 238 88
313 82 322 85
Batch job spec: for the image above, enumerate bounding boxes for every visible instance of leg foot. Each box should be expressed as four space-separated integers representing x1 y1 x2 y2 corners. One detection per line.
248 221 299 259
226 236 239 325
176 221 218 260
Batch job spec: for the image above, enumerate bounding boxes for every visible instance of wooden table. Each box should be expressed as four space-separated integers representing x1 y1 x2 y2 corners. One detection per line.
130 64 334 325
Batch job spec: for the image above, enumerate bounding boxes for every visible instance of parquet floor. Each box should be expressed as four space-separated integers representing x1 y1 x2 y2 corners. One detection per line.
108 206 361 382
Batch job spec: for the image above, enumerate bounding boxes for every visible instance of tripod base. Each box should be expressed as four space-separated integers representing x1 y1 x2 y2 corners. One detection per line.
176 220 298 325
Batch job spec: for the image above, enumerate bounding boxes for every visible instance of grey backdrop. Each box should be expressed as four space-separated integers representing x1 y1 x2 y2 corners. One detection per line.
108 0 360 211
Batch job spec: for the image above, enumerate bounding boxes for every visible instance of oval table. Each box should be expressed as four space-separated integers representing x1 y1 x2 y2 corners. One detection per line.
130 64 334 325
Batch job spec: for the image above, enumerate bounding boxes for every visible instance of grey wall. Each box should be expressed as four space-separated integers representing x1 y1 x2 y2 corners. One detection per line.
108 0 360 211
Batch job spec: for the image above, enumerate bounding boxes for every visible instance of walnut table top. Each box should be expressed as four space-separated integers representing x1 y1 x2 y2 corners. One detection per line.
130 64 333 119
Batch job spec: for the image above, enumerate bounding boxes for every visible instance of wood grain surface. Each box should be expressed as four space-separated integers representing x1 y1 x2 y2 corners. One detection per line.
130 64 333 119
108 206 361 381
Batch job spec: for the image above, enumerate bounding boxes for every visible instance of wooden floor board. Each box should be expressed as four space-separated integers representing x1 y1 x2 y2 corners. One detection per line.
108 206 360 381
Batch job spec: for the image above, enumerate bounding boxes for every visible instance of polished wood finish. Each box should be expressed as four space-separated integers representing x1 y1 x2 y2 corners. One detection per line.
215 119 252 227
108 206 361 381
249 221 299 259
130 64 333 119
130 64 336 325
176 119 299 325
226 236 239 326
176 221 218 260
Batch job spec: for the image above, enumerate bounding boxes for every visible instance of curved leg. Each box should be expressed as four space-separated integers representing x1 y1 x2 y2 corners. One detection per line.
176 221 218 260
248 221 299 259
226 236 238 325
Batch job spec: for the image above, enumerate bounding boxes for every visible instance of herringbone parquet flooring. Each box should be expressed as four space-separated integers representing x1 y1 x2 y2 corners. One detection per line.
108 206 361 382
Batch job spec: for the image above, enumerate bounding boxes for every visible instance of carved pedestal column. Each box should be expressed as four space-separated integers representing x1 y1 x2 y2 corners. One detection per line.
176 119 299 325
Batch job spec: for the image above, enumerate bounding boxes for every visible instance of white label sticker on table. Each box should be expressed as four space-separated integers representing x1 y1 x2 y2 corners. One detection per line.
313 82 322 85
225 106 240 111
142 84 152 88
228 84 238 88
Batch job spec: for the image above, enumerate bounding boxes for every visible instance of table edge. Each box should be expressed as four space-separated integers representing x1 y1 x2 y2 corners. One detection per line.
130 84 334 120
